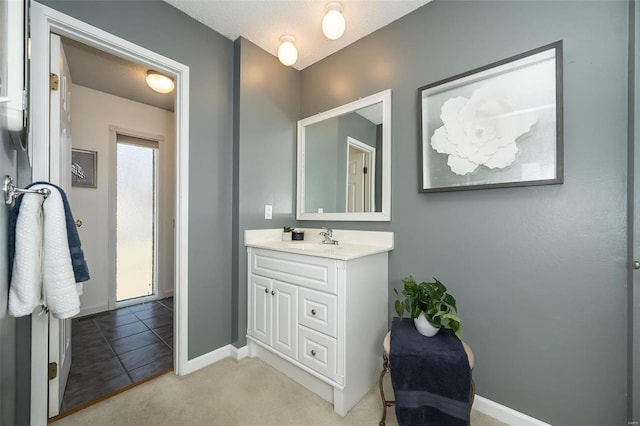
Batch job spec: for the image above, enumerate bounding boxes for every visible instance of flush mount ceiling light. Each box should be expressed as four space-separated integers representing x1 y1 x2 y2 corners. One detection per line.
277 35 298 67
146 70 175 94
322 2 346 40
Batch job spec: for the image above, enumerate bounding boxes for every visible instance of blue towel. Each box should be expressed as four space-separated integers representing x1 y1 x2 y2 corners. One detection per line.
9 182 90 283
390 317 471 426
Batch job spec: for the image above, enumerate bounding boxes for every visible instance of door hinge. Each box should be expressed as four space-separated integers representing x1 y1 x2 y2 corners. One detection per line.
50 73 59 91
48 362 58 380
363 166 368 174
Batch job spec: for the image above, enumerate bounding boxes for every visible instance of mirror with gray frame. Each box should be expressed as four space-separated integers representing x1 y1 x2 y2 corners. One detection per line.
296 89 391 221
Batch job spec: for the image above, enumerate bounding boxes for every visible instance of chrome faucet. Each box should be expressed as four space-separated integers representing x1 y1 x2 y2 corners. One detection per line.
320 227 339 245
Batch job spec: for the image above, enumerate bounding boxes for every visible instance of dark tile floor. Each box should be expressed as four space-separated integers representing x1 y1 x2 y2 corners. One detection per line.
61 298 174 413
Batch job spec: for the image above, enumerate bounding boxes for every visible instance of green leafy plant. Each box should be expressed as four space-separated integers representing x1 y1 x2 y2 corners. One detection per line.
394 276 463 339
283 226 295 233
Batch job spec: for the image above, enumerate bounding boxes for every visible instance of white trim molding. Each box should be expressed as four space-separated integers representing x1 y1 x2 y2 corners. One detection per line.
230 345 249 361
473 395 552 426
30 3 190 424
183 345 248 375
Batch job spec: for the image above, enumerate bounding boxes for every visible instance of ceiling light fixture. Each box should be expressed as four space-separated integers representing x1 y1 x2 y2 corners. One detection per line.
322 2 346 40
146 70 175 94
277 35 298 67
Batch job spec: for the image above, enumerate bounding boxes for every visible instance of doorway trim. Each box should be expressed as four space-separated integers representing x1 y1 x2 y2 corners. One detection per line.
30 3 190 424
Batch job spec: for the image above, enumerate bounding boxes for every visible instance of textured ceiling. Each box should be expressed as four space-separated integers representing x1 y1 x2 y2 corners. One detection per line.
164 0 430 70
61 1 430 111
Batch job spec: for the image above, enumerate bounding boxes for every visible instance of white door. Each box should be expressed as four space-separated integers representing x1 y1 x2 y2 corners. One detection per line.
347 146 365 213
346 137 375 213
272 280 297 359
250 275 271 345
48 33 73 418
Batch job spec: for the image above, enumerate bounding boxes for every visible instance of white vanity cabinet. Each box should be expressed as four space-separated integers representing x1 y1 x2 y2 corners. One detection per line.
246 234 392 417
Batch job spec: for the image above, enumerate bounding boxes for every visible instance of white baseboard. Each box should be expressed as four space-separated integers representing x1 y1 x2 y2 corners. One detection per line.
182 344 249 374
230 345 248 360
183 345 233 374
473 395 551 426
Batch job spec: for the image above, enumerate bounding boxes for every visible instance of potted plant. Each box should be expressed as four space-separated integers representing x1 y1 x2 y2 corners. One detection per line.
394 276 463 338
282 226 295 241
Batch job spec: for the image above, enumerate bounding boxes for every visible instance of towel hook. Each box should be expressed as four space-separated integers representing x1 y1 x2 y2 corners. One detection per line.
3 175 51 205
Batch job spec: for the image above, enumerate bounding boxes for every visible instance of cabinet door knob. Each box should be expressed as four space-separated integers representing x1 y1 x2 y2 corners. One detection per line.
311 350 316 356
264 288 269 293
311 309 316 316
271 290 275 295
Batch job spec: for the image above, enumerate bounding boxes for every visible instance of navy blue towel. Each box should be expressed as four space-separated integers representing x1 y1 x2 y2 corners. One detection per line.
390 317 471 426
8 181 90 283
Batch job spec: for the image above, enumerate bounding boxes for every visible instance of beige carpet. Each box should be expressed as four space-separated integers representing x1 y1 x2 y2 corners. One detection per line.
53 357 506 426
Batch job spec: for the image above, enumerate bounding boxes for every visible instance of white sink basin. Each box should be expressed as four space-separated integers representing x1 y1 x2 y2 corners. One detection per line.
284 242 340 251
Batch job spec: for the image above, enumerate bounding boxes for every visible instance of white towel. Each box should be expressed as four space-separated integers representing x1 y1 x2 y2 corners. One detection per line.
9 184 80 319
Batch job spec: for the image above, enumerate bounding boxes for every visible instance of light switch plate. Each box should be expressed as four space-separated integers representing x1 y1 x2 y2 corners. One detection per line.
264 204 272 220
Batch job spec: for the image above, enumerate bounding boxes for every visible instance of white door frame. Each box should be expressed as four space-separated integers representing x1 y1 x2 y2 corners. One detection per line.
30 3 190 424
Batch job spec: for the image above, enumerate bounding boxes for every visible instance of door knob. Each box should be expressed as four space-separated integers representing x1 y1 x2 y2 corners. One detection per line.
75 219 83 228
634 260 640 270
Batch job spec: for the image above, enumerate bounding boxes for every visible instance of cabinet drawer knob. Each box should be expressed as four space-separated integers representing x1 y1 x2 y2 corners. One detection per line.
311 309 316 316
311 350 316 356
271 291 275 295
264 288 268 293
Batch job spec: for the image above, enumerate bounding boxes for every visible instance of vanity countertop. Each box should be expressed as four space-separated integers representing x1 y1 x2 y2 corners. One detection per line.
245 228 394 260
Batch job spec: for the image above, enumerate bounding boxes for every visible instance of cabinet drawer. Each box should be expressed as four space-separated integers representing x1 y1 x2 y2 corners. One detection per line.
298 326 336 380
251 249 337 294
298 288 337 337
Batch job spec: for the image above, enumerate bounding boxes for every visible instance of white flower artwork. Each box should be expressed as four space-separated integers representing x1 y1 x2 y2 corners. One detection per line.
430 83 538 176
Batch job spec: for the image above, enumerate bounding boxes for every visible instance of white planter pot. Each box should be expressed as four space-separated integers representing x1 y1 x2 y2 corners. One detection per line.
414 312 440 337
282 232 292 242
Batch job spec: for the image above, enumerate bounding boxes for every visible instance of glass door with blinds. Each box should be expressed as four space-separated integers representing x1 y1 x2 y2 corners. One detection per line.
115 134 158 303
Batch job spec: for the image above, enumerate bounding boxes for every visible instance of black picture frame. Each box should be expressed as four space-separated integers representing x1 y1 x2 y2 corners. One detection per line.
71 148 97 188
418 41 563 193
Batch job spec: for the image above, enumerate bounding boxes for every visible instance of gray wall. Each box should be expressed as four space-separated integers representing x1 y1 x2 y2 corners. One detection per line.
1 2 32 423
232 38 299 346
299 1 629 424
1 110 18 426
38 0 235 359
1 5 17 420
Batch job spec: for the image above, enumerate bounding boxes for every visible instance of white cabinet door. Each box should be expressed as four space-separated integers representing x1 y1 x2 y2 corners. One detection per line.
249 275 271 346
271 280 297 359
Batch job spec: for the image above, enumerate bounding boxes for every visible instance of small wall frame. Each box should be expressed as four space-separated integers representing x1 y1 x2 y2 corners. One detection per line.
419 41 563 192
71 148 97 188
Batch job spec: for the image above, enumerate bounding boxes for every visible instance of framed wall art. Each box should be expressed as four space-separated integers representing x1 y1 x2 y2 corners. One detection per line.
419 41 563 192
71 148 97 188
